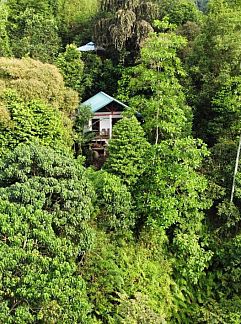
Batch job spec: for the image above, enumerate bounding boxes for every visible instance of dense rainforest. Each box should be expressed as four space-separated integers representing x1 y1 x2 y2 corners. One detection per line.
1 0 241 322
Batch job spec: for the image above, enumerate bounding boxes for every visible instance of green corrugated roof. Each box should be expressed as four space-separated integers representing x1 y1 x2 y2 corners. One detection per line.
81 91 128 113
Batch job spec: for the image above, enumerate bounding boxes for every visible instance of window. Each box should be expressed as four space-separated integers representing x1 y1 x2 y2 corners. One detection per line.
92 119 100 133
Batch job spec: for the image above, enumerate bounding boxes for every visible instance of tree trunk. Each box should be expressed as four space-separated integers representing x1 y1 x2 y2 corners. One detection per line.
230 134 241 203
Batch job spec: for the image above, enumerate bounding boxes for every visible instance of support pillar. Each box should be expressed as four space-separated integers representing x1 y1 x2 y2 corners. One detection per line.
109 114 112 139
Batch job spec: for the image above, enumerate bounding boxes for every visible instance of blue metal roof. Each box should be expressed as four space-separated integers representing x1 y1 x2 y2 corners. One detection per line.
81 91 129 113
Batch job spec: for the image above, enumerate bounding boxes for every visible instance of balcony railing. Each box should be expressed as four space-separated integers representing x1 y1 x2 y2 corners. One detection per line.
93 128 110 139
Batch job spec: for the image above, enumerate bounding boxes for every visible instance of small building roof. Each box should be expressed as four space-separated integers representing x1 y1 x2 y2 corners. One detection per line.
81 91 129 113
77 42 105 52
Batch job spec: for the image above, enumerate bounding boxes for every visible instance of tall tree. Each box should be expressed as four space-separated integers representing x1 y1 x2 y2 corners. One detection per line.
104 116 150 186
134 138 212 283
118 19 192 144
95 0 159 63
0 143 95 322
187 0 241 141
184 3 241 318
56 44 85 97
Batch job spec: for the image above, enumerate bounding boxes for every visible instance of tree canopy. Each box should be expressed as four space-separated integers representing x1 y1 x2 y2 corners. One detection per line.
0 143 95 322
2 0 241 322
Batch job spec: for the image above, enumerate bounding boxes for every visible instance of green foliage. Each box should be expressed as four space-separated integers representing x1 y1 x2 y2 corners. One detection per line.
118 21 192 143
173 232 213 283
209 76 241 142
0 2 12 57
8 7 60 63
82 228 174 323
135 138 210 229
6 0 99 48
57 0 99 44
206 140 236 202
194 0 241 81
134 138 212 282
2 0 241 321
104 116 150 186
81 54 103 100
74 105 94 152
57 0 99 28
56 44 85 96
195 194 241 322
0 143 95 248
215 235 241 296
116 293 167 324
205 77 241 207
187 0 241 140
0 57 77 155
6 0 54 15
159 0 201 26
81 54 121 100
190 42 241 320
0 94 73 154
0 143 95 323
76 105 93 133
193 298 241 323
87 170 135 232
0 57 79 115
200 77 241 211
